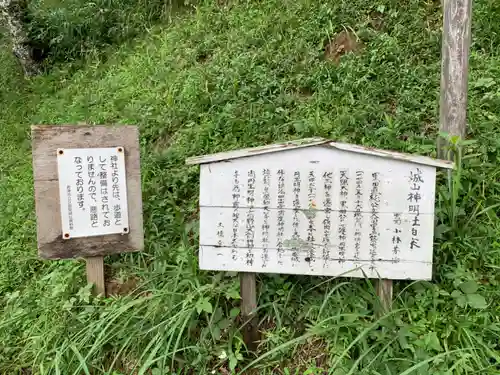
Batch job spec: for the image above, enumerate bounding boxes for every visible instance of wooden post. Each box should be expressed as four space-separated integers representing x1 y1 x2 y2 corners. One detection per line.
438 0 472 158
375 279 393 315
240 272 259 351
86 256 105 296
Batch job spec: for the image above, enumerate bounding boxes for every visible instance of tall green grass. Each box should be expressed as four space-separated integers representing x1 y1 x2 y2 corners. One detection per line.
26 0 192 64
1 0 500 373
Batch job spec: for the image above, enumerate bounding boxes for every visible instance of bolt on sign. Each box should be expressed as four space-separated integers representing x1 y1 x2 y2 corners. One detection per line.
187 138 454 280
32 125 144 259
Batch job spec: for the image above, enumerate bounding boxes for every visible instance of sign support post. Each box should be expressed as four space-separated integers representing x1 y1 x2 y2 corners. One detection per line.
375 279 393 314
240 272 259 351
86 256 106 296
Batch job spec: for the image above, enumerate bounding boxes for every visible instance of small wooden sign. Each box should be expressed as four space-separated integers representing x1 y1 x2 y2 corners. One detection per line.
32 125 144 295
32 125 143 259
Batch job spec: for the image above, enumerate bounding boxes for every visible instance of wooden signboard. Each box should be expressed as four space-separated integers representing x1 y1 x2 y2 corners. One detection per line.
187 138 454 348
32 125 144 295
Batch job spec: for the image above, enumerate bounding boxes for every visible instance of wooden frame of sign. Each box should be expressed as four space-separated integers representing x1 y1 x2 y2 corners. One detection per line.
187 138 454 350
31 125 144 296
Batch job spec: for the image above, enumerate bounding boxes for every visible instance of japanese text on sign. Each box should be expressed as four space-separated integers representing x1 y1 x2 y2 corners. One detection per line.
57 147 129 239
199 159 436 280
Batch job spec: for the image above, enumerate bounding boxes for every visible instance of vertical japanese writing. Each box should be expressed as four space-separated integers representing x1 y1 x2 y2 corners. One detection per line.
87 156 98 227
392 213 402 262
369 172 381 270
113 204 122 225
338 170 349 262
276 169 285 264
61 148 129 237
306 171 316 263
261 168 271 267
66 185 73 230
292 171 301 264
90 205 98 228
408 168 424 250
110 155 122 226
322 172 333 266
231 170 241 261
245 170 256 266
111 155 121 200
216 222 224 247
353 171 364 261
74 156 85 210
99 156 110 227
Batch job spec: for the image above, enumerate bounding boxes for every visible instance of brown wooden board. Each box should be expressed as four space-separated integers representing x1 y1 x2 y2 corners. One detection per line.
32 125 144 259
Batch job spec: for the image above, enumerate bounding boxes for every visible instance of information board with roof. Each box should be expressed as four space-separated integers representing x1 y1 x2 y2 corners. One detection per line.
187 138 454 280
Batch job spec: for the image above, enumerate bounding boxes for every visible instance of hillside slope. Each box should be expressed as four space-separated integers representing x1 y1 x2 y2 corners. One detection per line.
1 0 500 373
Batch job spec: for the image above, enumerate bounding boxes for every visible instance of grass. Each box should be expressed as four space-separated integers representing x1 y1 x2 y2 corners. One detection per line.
25 0 190 64
1 0 500 373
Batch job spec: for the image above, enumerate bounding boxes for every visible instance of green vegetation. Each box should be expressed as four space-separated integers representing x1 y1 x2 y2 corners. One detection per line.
1 0 500 373
26 0 190 64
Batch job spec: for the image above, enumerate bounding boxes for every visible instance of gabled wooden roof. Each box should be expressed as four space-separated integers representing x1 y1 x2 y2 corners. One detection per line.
186 137 454 169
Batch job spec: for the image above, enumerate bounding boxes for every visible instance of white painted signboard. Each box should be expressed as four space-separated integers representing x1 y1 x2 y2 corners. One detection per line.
187 139 454 280
56 147 129 239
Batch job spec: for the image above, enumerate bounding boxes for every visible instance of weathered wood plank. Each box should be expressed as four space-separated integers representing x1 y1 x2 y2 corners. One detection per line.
186 138 328 165
240 272 259 351
86 256 106 296
200 208 435 263
33 180 142 257
438 0 472 158
187 139 454 169
32 125 144 259
32 125 141 181
375 279 393 315
199 160 437 214
200 246 432 280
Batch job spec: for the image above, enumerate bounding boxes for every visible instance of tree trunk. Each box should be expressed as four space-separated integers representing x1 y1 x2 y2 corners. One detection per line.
0 0 41 76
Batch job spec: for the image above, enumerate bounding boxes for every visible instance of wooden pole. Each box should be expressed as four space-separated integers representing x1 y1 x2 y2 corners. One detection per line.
438 0 472 159
240 272 259 351
86 256 106 296
375 279 393 315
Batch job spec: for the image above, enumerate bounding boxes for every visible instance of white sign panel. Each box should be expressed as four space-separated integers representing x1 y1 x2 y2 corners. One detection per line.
197 145 438 280
56 147 129 239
